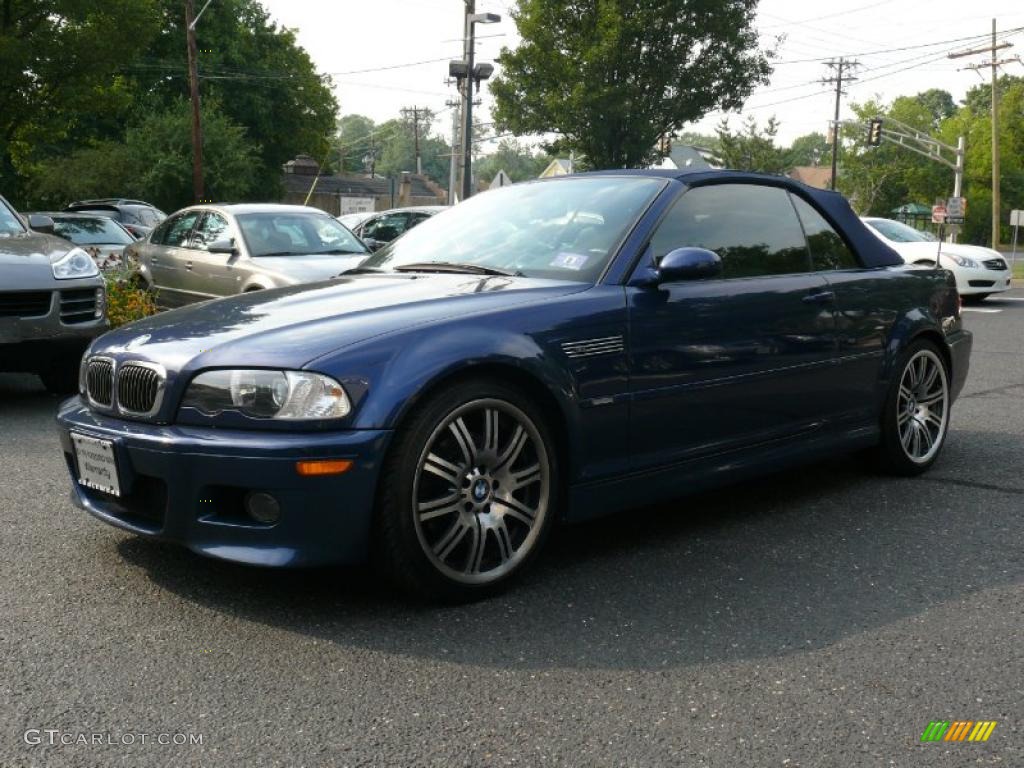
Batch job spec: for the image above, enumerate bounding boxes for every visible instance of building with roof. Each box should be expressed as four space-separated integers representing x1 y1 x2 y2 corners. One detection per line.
281 155 447 215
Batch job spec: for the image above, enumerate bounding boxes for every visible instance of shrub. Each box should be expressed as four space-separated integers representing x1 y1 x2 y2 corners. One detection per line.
103 259 159 328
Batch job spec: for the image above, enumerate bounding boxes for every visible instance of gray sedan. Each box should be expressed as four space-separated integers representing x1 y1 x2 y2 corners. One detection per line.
129 204 370 307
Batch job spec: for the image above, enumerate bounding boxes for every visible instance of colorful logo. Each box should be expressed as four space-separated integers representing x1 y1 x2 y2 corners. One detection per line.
921 721 997 742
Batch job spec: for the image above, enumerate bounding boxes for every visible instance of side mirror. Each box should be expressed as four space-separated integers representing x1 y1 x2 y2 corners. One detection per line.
362 237 384 252
657 247 722 282
27 214 55 235
208 237 238 255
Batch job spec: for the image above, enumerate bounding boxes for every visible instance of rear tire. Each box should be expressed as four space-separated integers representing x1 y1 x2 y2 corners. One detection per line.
374 378 558 602
873 339 951 476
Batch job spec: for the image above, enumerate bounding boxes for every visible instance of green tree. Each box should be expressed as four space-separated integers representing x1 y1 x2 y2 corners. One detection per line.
785 132 829 168
475 139 551 183
490 0 772 169
939 76 1024 245
838 91 955 216
0 0 160 199
30 100 257 211
2 0 336 206
715 116 787 173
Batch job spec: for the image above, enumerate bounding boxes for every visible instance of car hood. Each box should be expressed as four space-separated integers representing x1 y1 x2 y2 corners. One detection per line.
0 231 74 267
884 241 1002 264
0 232 77 286
89 272 589 373
250 253 369 284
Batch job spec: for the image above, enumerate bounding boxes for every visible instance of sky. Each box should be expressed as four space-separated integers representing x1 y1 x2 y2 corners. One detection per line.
258 0 1024 150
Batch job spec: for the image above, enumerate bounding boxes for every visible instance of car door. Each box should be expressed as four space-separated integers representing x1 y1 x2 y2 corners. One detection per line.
183 211 240 298
626 182 838 471
791 194 902 426
144 211 200 307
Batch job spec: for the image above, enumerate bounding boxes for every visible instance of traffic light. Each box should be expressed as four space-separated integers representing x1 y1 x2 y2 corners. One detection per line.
867 118 883 147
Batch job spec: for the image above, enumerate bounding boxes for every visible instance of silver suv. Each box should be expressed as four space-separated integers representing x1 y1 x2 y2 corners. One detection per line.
129 204 370 307
0 195 106 393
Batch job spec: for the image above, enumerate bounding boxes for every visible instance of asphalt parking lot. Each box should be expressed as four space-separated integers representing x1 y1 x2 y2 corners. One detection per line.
2 290 1022 768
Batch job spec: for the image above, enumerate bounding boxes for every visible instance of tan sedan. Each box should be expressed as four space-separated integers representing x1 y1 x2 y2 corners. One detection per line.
128 204 370 306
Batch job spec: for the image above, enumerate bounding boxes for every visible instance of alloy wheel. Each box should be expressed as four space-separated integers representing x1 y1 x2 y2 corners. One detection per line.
897 349 949 464
412 398 551 585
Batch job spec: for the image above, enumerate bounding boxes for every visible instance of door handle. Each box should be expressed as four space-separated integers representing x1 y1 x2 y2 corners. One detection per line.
802 290 834 304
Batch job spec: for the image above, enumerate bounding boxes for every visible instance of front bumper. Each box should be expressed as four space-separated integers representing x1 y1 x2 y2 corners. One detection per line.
0 282 105 372
56 398 392 567
951 265 1012 295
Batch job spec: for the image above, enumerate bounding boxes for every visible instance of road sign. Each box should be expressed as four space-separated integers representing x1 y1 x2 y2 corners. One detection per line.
1011 209 1023 227
931 204 947 224
946 196 966 224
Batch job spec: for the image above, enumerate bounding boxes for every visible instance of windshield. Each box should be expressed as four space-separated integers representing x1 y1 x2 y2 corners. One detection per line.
361 176 666 282
53 216 134 245
0 200 26 237
237 212 369 257
865 218 936 243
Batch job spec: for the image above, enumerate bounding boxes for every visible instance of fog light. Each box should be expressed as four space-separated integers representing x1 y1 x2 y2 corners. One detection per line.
95 287 105 319
245 492 280 525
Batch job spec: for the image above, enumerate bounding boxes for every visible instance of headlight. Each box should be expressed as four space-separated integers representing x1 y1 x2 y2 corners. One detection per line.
948 254 979 269
51 247 99 280
181 369 351 420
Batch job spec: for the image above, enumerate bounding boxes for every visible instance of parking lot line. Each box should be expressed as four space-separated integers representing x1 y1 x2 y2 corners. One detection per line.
962 308 1003 313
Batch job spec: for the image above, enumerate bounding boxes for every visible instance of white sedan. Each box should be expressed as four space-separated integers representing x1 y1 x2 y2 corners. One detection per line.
862 217 1011 301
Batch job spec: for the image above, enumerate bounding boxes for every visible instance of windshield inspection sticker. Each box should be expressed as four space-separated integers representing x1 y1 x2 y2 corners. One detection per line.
551 252 590 271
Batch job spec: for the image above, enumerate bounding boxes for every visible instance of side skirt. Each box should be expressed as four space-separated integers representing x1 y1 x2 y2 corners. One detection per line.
564 424 880 524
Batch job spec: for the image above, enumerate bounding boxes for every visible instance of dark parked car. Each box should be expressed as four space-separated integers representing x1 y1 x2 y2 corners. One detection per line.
57 171 971 600
349 205 444 250
29 211 136 270
0 196 106 392
64 199 166 239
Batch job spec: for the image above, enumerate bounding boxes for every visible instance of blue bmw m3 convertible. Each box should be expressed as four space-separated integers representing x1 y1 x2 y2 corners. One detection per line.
57 170 972 600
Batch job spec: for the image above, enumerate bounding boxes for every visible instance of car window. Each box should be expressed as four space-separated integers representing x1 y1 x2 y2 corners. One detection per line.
650 184 811 278
362 212 409 242
52 217 134 246
362 176 665 283
865 218 936 243
236 212 368 257
162 212 201 247
790 195 859 271
0 200 26 236
192 212 231 249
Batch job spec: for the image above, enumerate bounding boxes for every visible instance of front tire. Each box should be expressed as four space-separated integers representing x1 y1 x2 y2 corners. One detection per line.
873 340 951 476
375 379 558 602
963 293 990 303
39 360 80 395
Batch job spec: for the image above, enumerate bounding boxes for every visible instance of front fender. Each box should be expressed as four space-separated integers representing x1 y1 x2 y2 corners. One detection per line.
333 324 579 433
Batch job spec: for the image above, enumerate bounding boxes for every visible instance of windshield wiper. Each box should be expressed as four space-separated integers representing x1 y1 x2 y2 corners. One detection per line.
341 265 387 275
319 248 368 255
394 261 522 277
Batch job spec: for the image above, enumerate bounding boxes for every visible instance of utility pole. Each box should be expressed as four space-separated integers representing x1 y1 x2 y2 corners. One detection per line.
446 99 461 205
821 58 859 191
185 0 204 202
949 19 1014 248
401 107 429 175
461 0 476 201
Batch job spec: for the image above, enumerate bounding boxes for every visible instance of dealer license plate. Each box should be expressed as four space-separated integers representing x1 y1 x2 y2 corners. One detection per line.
71 433 121 497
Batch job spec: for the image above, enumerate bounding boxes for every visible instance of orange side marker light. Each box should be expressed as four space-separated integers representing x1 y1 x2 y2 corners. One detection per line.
296 459 353 476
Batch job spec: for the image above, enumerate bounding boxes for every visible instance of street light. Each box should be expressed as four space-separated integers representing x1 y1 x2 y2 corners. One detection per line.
458 6 500 201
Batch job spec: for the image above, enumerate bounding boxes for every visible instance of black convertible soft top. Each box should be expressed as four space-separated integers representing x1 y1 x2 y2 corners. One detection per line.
585 168 905 269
